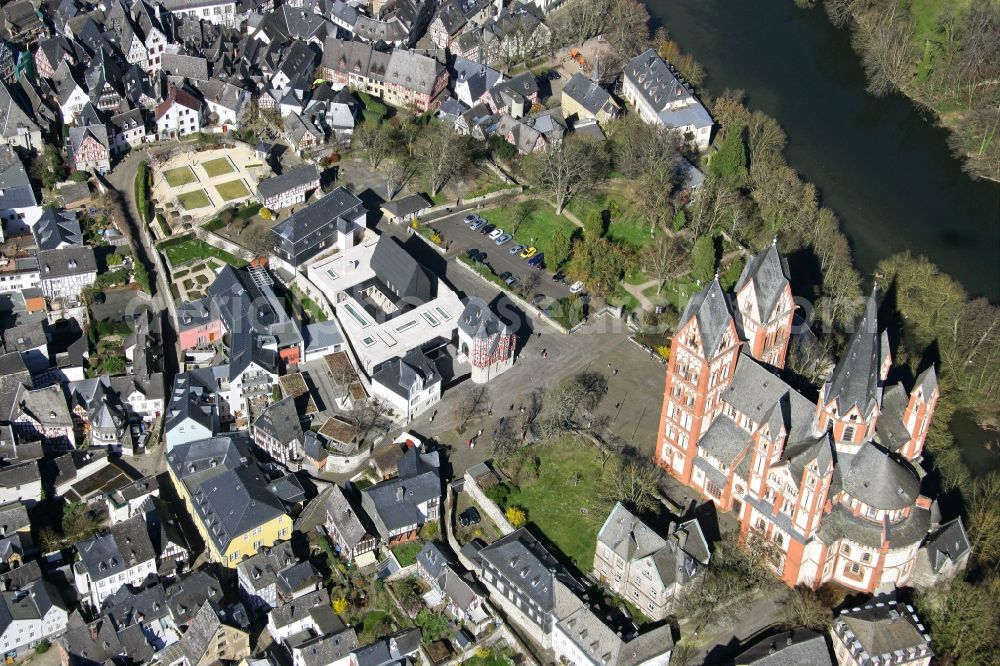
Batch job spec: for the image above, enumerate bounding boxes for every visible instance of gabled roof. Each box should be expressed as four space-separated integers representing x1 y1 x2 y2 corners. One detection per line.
780 430 835 481
253 396 303 448
325 484 374 546
921 517 970 573
0 146 36 209
736 241 790 323
155 85 201 120
825 289 881 415
696 414 750 465
679 278 733 358
257 163 319 201
370 234 434 301
76 514 156 583
33 208 82 250
596 502 667 561
561 72 619 116
371 348 440 400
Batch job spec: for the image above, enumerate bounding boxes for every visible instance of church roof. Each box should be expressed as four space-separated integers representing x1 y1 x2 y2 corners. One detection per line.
837 442 919 511
736 241 789 322
825 289 880 415
679 278 732 358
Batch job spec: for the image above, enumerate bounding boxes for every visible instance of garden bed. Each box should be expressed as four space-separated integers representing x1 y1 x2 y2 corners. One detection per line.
163 166 196 187
214 179 250 201
202 157 234 177
177 189 211 210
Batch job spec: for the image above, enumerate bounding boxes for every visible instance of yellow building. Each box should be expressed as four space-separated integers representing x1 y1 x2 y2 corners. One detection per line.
166 434 292 566
560 72 621 128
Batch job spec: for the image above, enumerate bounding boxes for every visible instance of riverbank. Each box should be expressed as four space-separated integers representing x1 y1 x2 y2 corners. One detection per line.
644 0 1000 301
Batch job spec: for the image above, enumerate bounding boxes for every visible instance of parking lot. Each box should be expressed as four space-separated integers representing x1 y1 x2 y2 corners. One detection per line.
428 210 575 306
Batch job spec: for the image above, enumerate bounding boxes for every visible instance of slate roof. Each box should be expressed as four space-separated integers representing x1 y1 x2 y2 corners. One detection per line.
597 502 667 562
556 605 674 666
920 517 970 573
697 414 750 465
12 383 73 428
270 186 365 265
382 193 431 218
736 242 790 323
37 245 97 280
478 528 585 614
164 368 218 438
780 431 835 481
837 442 919 511
679 278 733 358
0 146 36 209
562 72 619 116
257 164 319 201
253 396 303 447
721 354 817 442
0 78 40 140
295 628 359 666
352 628 422 666
180 601 231 666
825 289 881 415
166 434 287 554
165 570 225 626
370 234 434 302
360 447 441 539
268 587 329 631
325 484 373 546
76 514 156 583
371 348 440 401
875 384 912 453
834 601 931 666
0 460 39 489
735 629 833 665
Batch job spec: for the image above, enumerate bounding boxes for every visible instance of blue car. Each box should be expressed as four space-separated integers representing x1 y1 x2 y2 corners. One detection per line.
527 252 545 268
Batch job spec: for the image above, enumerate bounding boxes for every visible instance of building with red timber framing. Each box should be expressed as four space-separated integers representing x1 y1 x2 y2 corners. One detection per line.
654 241 955 593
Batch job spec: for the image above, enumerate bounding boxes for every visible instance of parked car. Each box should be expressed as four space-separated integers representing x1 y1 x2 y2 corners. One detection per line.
569 280 585 294
464 507 482 525
480 224 496 235
520 246 537 259
527 252 545 268
499 271 512 281
488 227 504 240
495 233 513 245
470 219 487 231
505 275 518 287
474 251 487 262
552 271 566 282
466 248 480 259
464 214 481 224
510 244 527 255
459 512 471 527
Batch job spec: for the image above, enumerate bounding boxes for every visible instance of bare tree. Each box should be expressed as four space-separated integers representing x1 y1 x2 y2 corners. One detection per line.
491 417 521 465
598 456 661 512
353 122 397 171
539 372 607 437
352 397 393 445
518 389 544 439
778 586 834 630
526 136 607 213
415 125 472 196
383 158 412 200
639 235 686 294
517 270 542 299
458 385 490 432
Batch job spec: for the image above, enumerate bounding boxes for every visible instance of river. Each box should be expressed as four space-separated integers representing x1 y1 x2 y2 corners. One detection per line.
644 0 1000 301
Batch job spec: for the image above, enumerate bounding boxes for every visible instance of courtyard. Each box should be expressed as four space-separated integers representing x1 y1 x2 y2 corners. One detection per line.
151 144 271 223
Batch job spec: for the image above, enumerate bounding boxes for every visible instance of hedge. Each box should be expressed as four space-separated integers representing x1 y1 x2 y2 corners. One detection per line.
135 161 151 223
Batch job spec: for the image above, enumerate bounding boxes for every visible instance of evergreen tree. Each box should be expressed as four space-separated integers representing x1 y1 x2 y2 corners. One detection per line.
691 235 716 284
709 125 748 189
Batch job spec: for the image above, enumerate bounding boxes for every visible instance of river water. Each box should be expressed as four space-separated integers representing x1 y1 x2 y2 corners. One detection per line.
644 0 1000 301
642 0 1000 473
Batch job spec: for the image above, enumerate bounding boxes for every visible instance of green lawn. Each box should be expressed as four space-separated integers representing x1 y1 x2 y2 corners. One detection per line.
159 236 247 268
163 166 196 187
177 189 211 210
390 541 424 567
498 439 607 571
214 179 250 202
566 189 657 251
202 157 234 177
478 200 579 258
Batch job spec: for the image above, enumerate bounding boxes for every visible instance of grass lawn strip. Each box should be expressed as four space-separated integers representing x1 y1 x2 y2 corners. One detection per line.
163 166 196 187
501 439 606 570
201 157 234 177
215 179 250 202
160 236 247 267
177 189 211 210
478 200 579 258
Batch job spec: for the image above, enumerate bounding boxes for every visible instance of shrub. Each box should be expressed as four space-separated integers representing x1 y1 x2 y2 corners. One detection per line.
504 505 526 528
260 208 272 220
134 161 151 223
35 640 50 654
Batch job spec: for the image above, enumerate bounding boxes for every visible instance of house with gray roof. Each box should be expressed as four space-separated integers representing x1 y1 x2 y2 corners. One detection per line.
370 348 441 421
164 570 225 627
36 245 97 305
165 433 292 566
593 502 709 621
0 145 40 238
360 445 441 543
73 514 158 610
0 78 42 151
0 460 40 507
351 628 421 666
325 484 378 563
164 369 221 451
256 164 320 211
252 396 305 466
0 580 68 658
622 49 713 150
913 517 970 587
9 383 76 449
560 72 620 127
67 124 111 174
237 540 321 611
290 627 359 666
271 187 366 268
32 208 82 250
416 542 489 630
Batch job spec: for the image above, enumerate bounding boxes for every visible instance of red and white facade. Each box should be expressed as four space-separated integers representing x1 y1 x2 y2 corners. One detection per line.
457 301 516 384
655 244 943 594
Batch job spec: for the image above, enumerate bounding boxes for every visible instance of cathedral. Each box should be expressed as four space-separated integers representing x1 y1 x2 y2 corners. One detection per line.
654 242 948 593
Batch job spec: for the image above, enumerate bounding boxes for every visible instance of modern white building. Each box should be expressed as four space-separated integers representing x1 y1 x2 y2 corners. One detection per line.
0 581 69 658
160 0 238 27
370 348 442 421
155 86 203 139
306 234 463 377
